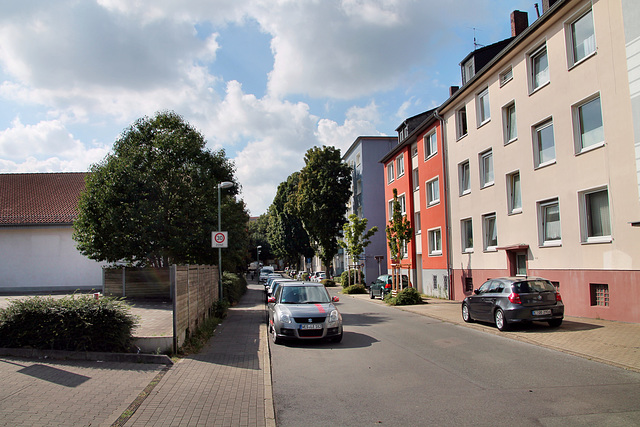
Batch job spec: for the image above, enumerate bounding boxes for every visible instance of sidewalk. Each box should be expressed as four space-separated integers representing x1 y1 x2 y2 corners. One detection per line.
125 282 275 427
346 292 640 372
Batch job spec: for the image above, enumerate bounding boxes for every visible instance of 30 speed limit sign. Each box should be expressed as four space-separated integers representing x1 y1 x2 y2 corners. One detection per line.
212 231 228 248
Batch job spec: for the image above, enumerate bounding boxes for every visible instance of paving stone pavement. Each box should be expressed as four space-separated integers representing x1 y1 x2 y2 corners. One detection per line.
125 282 274 427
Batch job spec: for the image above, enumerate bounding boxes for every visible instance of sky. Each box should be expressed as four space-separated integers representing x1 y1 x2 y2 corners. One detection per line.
0 0 538 216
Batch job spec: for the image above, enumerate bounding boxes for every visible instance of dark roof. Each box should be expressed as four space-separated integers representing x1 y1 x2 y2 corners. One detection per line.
459 37 514 72
0 173 88 226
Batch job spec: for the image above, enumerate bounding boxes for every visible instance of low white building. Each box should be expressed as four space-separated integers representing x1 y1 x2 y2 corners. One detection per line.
0 173 105 293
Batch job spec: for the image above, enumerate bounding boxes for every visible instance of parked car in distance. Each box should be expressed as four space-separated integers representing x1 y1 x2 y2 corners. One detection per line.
461 277 564 331
314 272 326 282
369 274 409 299
268 282 343 344
259 266 275 283
266 278 295 301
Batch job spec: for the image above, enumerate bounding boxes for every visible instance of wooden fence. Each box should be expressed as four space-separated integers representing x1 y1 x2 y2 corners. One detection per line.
103 265 219 353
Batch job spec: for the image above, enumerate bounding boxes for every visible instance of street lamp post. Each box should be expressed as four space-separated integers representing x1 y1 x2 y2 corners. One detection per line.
217 181 234 301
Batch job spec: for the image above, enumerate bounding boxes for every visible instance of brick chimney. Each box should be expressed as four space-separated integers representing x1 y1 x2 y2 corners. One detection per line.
542 0 560 13
450 86 459 96
511 11 528 37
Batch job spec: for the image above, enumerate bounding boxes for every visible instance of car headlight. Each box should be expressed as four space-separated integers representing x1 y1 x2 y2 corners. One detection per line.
328 310 340 326
280 312 292 324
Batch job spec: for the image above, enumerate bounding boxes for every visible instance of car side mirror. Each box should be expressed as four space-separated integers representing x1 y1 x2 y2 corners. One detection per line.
332 296 340 302
268 297 276 303
473 289 480 295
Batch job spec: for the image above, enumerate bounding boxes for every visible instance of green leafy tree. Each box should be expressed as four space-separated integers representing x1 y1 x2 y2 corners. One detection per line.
73 111 245 268
268 172 314 267
296 146 352 276
386 188 413 290
249 214 272 264
339 214 378 285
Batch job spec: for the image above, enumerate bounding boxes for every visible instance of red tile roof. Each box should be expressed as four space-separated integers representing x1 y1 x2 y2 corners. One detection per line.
0 173 88 225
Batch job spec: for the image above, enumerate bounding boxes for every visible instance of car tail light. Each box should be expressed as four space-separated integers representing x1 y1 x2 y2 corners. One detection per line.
385 284 391 289
508 292 522 304
556 292 562 302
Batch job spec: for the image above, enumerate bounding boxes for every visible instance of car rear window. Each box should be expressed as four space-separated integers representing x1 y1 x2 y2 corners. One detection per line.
514 280 556 293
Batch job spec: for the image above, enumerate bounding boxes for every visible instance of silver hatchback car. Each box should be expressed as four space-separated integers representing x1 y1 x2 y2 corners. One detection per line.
268 282 343 344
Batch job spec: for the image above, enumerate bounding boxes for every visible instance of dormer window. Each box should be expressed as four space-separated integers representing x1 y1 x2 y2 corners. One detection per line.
462 58 475 84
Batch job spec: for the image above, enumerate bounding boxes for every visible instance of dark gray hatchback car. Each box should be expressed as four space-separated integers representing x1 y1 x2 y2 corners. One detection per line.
461 277 564 331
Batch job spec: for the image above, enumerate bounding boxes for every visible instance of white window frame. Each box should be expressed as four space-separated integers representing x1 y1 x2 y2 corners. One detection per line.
396 154 405 178
459 160 470 196
426 177 440 207
529 43 550 93
387 162 394 184
538 198 562 247
573 93 604 154
456 105 468 140
507 171 522 214
387 199 394 219
398 193 406 216
461 218 473 253
502 101 517 145
414 212 421 235
476 88 491 126
566 7 596 68
411 142 418 158
428 227 442 256
462 58 475 84
480 149 494 188
533 119 556 168
579 187 612 244
499 66 513 86
424 131 437 160
482 213 498 252
412 168 420 191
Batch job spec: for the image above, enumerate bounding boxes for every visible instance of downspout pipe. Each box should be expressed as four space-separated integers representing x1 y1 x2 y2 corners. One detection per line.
434 108 453 300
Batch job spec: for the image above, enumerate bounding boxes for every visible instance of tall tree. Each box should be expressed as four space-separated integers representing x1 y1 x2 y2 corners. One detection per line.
249 214 272 264
339 214 378 284
296 146 352 276
385 188 413 290
73 111 245 268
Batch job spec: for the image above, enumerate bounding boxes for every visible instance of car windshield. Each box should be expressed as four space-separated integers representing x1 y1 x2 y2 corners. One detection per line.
514 279 556 293
279 286 330 304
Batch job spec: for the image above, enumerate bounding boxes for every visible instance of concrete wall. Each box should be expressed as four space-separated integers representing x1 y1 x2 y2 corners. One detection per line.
0 226 105 293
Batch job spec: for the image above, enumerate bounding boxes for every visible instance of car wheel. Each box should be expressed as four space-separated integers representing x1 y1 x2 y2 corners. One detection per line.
548 318 563 328
462 303 474 323
369 288 375 299
330 332 343 343
270 324 282 345
494 308 508 331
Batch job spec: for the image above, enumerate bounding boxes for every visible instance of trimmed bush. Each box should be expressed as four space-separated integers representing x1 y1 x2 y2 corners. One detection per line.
321 279 336 287
386 287 423 306
340 270 365 288
222 272 248 305
343 283 367 294
0 295 138 352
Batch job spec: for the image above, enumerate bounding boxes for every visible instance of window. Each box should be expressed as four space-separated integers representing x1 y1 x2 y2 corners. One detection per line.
426 177 440 206
412 168 420 191
483 213 498 251
411 143 418 157
500 67 513 86
356 153 361 166
459 160 470 195
424 131 437 159
428 228 442 256
433 275 438 290
580 188 611 243
461 218 473 252
387 162 394 184
590 283 609 306
533 119 555 167
574 95 604 152
414 212 421 235
464 277 473 293
388 199 394 218
569 9 596 66
456 106 468 139
398 194 406 215
529 44 549 91
507 171 522 214
480 150 494 188
515 253 527 276
503 102 517 144
539 199 561 246
356 179 362 195
476 88 490 125
462 59 475 84
396 154 405 178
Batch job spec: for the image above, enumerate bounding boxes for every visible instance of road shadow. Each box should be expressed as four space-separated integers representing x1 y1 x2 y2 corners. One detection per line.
341 312 391 327
274 331 378 350
472 319 604 333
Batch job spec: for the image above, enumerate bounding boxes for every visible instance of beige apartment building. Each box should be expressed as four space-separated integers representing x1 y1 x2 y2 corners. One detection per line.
439 0 640 323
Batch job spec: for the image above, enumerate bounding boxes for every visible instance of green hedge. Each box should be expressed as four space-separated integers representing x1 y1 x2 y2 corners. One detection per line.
222 272 248 305
343 283 367 294
321 279 337 287
0 295 138 352
340 270 365 288
386 287 423 306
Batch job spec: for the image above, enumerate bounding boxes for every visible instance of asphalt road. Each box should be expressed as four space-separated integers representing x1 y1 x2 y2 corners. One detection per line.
269 288 640 426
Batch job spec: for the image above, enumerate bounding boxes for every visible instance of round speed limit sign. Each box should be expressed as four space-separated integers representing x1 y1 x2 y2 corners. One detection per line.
212 231 228 248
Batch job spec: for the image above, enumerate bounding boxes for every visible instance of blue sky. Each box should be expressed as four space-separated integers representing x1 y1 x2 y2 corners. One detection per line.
0 0 537 216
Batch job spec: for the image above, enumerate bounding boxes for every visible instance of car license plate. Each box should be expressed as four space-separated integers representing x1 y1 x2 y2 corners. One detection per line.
532 309 552 316
299 324 322 330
